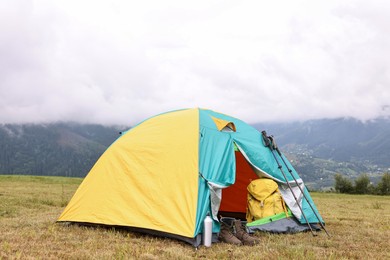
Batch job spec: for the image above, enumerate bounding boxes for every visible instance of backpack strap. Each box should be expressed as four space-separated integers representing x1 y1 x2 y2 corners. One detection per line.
246 193 254 223
277 189 289 218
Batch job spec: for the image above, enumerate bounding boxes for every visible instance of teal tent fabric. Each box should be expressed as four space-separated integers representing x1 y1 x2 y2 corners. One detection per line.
194 109 323 236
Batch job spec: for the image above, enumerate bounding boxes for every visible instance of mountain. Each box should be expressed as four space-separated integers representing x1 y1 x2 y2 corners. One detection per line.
254 117 390 166
1 118 389 189
253 118 390 189
0 123 125 177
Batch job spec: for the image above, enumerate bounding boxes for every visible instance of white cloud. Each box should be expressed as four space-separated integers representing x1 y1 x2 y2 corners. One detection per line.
0 0 389 125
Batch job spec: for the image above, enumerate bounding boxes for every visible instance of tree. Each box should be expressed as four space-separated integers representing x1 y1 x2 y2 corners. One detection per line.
354 174 370 194
334 173 354 193
377 173 390 195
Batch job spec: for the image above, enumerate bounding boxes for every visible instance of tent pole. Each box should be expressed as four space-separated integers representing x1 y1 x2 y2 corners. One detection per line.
267 134 331 237
261 131 317 237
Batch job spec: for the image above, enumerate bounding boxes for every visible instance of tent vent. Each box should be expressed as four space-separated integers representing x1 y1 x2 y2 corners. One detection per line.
211 116 236 132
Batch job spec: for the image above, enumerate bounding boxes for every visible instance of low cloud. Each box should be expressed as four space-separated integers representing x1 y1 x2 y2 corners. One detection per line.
1 0 389 125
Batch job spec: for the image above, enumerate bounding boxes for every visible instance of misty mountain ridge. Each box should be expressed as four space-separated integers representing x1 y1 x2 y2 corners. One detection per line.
260 117 390 162
1 117 389 190
0 123 125 177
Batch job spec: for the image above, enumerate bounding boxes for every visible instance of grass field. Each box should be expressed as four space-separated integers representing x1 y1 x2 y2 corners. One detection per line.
0 175 389 259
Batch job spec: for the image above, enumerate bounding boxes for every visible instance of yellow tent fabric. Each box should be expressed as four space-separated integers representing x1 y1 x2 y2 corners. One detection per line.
211 116 236 132
58 109 199 237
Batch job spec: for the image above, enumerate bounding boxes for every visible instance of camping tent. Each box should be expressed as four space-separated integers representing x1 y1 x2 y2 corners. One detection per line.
58 108 324 246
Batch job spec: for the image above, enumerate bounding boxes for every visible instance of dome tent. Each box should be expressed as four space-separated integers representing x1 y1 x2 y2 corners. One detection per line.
58 108 324 246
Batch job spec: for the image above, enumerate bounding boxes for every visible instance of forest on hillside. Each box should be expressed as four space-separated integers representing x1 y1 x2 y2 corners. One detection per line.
0 123 122 176
1 118 389 190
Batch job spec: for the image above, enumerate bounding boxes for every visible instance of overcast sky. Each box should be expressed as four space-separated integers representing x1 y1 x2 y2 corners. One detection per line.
1 0 389 125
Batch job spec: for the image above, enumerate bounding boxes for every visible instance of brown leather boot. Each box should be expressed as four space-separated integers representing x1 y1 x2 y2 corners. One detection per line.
233 219 260 246
219 221 242 245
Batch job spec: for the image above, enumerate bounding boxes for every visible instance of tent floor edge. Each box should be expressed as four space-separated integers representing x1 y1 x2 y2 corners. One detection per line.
246 216 321 234
56 221 203 247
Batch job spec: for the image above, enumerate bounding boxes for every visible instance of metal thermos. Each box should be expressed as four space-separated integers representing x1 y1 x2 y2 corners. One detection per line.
203 215 213 247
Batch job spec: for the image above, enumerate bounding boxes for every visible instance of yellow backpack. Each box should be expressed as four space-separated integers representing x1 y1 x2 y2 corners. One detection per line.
246 178 288 223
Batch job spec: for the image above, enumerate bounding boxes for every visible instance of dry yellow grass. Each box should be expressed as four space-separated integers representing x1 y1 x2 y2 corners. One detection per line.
0 175 389 259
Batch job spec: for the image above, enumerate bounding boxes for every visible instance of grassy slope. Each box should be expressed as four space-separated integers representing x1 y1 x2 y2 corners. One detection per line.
0 175 389 259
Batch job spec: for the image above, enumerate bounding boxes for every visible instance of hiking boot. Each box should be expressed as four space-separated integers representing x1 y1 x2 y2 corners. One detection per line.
219 220 242 245
233 219 261 246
